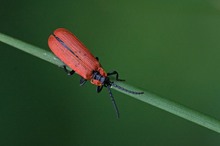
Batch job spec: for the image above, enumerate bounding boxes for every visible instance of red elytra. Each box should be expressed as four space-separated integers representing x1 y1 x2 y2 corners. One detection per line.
48 28 144 118
48 28 107 86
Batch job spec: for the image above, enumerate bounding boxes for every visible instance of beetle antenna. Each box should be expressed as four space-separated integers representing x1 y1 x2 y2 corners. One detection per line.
107 85 120 118
111 83 144 94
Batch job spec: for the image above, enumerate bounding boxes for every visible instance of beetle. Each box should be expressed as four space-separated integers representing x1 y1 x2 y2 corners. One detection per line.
48 28 144 118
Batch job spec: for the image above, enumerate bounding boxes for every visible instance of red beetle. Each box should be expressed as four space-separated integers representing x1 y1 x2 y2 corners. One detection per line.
48 28 143 118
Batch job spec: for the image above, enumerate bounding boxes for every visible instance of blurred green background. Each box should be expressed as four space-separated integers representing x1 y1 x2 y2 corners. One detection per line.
1 0 220 145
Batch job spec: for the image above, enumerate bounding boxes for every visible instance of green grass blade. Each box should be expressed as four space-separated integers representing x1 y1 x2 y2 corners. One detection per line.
0 32 63 66
112 81 220 133
1 32 220 133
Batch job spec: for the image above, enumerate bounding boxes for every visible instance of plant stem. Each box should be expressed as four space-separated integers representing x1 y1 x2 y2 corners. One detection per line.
112 81 220 133
1 32 220 133
0 32 63 66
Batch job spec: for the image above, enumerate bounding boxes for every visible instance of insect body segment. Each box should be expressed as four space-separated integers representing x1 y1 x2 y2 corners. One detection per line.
48 28 101 80
48 28 144 118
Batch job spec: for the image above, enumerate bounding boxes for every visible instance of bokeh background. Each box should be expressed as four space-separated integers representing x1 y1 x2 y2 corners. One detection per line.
1 0 220 145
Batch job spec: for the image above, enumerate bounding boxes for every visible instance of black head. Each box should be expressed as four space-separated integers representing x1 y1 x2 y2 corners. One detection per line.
92 71 119 118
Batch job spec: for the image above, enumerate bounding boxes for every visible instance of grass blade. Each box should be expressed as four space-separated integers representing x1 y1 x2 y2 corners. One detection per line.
0 32 63 66
112 81 220 133
1 32 220 133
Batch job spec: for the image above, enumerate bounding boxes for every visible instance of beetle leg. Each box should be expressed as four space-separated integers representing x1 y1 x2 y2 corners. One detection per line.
107 71 125 81
80 77 87 86
96 85 103 93
62 65 75 75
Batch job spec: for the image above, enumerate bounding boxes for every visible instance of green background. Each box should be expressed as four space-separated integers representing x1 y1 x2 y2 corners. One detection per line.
1 0 220 145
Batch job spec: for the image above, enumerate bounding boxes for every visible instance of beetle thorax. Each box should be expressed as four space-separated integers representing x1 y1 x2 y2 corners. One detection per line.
92 71 106 85
97 67 107 77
